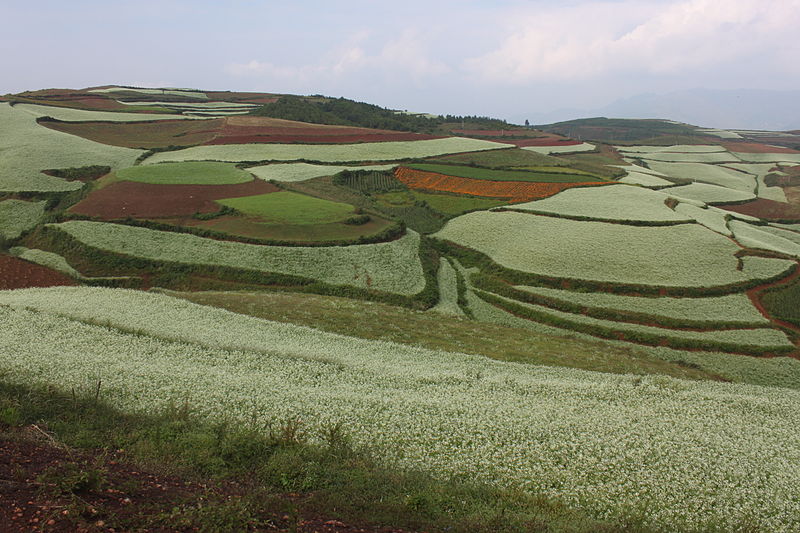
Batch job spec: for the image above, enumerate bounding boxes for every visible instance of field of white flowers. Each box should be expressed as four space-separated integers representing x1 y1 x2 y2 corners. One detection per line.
0 103 142 192
141 137 513 165
732 152 800 164
730 220 800 258
659 183 756 204
9 247 82 278
0 287 798 532
515 285 769 325
15 103 198 122
673 203 732 235
617 145 727 154
0 199 46 240
618 171 673 188
49 221 426 295
505 184 692 223
434 211 795 287
249 162 397 183
643 161 756 192
429 258 462 316
523 142 595 155
89 87 209 99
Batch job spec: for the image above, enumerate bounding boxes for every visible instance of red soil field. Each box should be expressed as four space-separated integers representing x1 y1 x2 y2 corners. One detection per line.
69 179 280 220
720 198 800 221
722 142 800 154
504 138 582 147
0 256 76 289
394 167 604 203
205 132 442 144
41 118 225 149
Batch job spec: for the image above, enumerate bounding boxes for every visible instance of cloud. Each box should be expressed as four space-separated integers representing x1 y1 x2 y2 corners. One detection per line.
225 29 449 89
464 0 800 83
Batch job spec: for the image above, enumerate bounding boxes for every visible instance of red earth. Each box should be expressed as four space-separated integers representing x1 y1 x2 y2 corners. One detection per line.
720 198 800 221
69 179 280 220
0 256 76 290
722 142 800 154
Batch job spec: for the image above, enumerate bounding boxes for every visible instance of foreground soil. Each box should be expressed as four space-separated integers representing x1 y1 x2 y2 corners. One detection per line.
0 256 75 290
0 427 413 533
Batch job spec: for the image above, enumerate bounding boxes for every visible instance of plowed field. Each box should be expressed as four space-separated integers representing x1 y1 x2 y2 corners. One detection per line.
69 180 280 219
721 198 800 221
0 256 75 289
394 167 603 202
722 142 800 154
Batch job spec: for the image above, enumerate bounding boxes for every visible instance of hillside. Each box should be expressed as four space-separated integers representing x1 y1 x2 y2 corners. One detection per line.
1 85 800 532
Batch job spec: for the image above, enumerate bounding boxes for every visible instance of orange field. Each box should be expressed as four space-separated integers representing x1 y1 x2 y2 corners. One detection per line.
394 167 605 203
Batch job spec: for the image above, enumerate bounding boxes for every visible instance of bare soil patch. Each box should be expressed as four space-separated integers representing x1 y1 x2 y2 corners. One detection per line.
720 198 800 221
0 256 75 289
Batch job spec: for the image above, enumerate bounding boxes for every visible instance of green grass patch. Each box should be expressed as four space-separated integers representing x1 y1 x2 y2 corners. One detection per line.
116 162 252 185
429 147 567 168
761 277 800 326
412 191 506 215
408 163 594 183
218 191 355 225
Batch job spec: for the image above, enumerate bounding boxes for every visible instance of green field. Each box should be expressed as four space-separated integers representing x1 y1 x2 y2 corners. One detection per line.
116 161 252 185
412 191 506 214
408 163 597 183
761 278 800 326
218 191 355 224
429 147 567 168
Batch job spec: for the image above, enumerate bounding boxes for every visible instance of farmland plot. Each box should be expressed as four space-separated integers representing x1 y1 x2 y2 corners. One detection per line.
0 103 141 192
429 258 463 316
523 142 595 154
9 247 82 278
503 184 690 224
644 162 756 192
1 287 800 531
616 145 727 154
0 200 46 239
142 138 514 165
664 183 756 204
515 285 768 325
48 220 426 295
729 220 800 257
116 161 252 185
14 103 198 122
250 163 397 183
732 152 800 164
434 211 794 287
89 87 208 99
631 152 740 164
618 171 674 187
674 203 731 236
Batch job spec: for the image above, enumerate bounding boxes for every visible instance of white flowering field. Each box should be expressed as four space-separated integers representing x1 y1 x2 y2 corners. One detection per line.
617 145 727 154
89 87 208 99
0 103 142 192
249 162 397 182
15 103 198 122
673 203 732 235
141 137 513 165
0 287 799 531
434 211 794 287
0 199 46 240
729 220 800 258
429 258 463 316
49 221 426 295
504 184 691 223
664 183 756 204
732 152 800 164
644 161 756 191
515 285 768 325
625 151 740 164
522 142 595 154
618 171 673 187
9 247 82 278
480 290 792 350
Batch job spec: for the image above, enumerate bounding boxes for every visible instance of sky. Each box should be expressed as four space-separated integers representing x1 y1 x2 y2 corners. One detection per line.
2 0 799 126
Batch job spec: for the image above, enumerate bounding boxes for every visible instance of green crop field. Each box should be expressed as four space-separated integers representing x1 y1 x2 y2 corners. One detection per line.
0 200 46 240
408 163 597 182
412 191 506 214
761 277 800 326
218 191 355 224
429 147 568 168
116 161 252 185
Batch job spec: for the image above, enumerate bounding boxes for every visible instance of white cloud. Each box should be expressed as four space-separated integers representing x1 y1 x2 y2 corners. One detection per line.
464 0 800 83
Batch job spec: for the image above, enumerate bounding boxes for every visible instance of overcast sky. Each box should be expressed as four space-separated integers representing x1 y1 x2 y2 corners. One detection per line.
2 0 798 124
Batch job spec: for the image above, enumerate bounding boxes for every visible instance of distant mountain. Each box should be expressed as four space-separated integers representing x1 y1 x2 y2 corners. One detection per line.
525 89 800 131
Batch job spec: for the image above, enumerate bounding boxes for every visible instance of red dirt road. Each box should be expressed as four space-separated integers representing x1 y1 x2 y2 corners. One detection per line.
69 180 280 219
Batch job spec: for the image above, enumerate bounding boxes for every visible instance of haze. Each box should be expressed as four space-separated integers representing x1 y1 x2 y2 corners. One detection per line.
2 0 798 128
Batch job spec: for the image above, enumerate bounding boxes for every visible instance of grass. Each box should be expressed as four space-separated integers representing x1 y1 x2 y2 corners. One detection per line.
116 162 252 185
218 191 355 224
429 147 567 168
412 191 507 215
0 381 628 533
408 163 594 183
171 290 719 381
761 277 800 326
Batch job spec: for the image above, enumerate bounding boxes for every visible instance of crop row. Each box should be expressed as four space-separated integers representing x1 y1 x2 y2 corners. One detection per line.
1 287 799 531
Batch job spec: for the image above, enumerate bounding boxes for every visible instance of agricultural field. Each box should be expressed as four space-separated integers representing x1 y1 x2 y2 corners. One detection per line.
407 163 597 182
14 102 197 122
643 161 757 191
249 162 397 182
141 137 514 164
0 103 142 192
433 210 794 287
411 191 507 214
664 182 756 204
218 191 356 224
504 184 690 224
0 256 76 289
2 288 800 531
618 170 674 187
47 220 426 295
40 118 224 148
116 161 252 185
429 147 567 167
0 199 46 240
